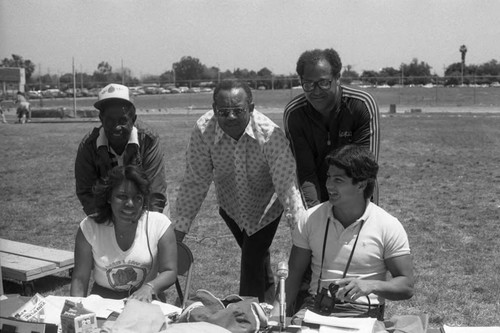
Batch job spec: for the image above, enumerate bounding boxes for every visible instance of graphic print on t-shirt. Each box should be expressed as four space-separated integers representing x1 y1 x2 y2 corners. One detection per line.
106 262 147 290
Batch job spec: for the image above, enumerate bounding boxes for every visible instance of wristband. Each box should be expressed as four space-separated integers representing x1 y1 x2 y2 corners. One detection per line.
145 282 156 294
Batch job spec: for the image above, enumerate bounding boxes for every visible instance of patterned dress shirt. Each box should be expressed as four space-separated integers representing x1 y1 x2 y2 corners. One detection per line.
175 109 305 236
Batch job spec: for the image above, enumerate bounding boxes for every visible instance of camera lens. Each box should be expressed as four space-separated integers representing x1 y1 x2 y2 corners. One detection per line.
328 283 339 296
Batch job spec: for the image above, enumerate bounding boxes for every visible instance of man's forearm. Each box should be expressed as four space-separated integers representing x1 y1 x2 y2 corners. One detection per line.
373 276 414 301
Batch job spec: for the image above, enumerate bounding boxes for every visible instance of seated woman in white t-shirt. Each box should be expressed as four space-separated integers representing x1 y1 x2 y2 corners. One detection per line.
70 165 177 301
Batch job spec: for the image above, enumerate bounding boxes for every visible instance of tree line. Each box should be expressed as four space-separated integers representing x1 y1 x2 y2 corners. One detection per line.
2 54 500 91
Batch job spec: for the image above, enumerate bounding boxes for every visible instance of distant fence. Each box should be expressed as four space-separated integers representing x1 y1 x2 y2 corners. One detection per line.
357 86 500 107
1 84 499 115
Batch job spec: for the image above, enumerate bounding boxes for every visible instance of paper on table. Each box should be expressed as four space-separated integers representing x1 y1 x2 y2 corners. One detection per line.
304 310 376 333
46 295 124 319
151 300 182 317
45 295 182 320
442 324 500 333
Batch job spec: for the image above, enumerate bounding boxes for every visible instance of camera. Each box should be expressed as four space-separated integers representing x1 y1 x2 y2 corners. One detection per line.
313 283 339 315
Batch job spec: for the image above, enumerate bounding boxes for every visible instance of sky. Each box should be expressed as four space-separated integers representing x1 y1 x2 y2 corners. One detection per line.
1 0 499 78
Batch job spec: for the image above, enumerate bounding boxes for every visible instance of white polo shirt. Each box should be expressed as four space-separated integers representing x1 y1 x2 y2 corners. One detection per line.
293 201 410 304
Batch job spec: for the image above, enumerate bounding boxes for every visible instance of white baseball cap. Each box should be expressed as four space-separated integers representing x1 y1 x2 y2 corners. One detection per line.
94 83 134 111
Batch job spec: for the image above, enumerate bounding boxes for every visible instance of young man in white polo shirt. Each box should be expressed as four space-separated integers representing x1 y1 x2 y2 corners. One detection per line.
273 145 413 322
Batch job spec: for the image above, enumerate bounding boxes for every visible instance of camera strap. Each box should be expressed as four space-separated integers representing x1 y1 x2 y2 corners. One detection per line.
316 217 365 294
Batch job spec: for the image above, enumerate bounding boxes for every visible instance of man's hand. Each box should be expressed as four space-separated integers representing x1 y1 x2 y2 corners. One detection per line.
335 278 379 302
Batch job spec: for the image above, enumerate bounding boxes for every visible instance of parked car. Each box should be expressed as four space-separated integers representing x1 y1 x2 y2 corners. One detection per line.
65 88 83 97
80 88 92 97
42 89 65 98
187 87 201 93
143 86 160 94
27 90 42 99
88 88 100 97
129 87 146 96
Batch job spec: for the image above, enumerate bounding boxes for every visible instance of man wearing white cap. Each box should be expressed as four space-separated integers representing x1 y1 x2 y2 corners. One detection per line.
75 83 169 216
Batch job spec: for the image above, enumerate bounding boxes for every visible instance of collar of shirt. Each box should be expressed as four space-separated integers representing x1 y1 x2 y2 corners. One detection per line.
328 200 373 229
96 126 140 150
214 113 258 144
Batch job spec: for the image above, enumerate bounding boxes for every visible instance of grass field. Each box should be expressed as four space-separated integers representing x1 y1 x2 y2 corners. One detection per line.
1 108 499 328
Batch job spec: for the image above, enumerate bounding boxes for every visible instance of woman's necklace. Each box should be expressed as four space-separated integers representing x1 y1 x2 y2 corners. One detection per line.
114 221 138 251
114 220 138 240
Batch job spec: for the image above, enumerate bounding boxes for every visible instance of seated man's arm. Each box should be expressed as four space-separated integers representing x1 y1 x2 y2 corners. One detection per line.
271 245 312 316
380 254 414 300
337 254 414 302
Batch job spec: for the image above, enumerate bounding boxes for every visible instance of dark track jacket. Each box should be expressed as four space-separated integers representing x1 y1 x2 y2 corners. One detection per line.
283 85 380 208
75 120 168 215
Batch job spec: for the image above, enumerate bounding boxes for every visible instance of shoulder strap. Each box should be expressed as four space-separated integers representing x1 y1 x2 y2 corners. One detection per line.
342 220 365 278
317 218 365 293
317 218 331 287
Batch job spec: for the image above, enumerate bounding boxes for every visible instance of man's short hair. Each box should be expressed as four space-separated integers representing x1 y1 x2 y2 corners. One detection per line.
213 80 253 104
326 145 378 200
296 48 342 79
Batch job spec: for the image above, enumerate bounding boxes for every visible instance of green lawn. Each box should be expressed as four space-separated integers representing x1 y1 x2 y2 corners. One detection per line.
0 111 499 328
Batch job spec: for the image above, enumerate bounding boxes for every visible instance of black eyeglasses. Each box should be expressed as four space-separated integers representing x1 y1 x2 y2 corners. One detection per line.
215 107 246 117
301 79 334 92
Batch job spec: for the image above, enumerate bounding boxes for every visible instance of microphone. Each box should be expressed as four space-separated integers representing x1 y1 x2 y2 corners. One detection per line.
276 261 289 328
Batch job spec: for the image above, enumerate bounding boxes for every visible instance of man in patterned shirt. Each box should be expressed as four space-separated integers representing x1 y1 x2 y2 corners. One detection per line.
175 80 305 303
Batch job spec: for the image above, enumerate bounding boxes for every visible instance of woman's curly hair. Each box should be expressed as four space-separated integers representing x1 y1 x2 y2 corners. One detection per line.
92 165 150 224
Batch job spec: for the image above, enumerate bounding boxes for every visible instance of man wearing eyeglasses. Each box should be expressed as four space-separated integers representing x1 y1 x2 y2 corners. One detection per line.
174 80 305 303
284 48 380 209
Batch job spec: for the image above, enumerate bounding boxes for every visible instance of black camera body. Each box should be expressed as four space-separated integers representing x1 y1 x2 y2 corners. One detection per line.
313 283 340 315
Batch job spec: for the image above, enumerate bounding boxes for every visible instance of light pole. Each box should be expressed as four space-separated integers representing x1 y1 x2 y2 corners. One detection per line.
172 64 176 85
271 68 274 90
460 45 467 86
400 64 404 86
121 59 125 85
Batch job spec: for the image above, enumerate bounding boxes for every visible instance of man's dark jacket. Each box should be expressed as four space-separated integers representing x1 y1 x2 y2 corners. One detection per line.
75 120 168 215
